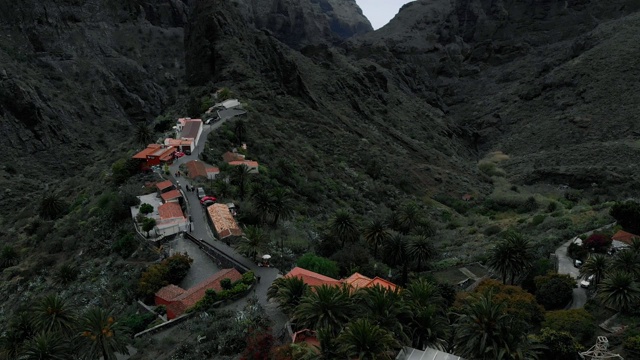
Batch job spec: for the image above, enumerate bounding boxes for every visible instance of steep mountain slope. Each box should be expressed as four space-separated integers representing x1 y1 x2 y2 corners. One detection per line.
186 0 484 207
348 0 640 191
0 0 187 182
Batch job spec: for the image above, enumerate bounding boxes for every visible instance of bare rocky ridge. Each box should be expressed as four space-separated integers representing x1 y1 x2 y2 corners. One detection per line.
0 0 187 180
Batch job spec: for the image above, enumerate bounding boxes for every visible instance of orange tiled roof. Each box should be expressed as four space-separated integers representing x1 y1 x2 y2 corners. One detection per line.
186 160 208 179
228 160 259 168
612 230 640 245
343 272 374 289
369 277 398 291
164 268 242 317
206 167 219 174
156 180 174 191
132 144 162 159
222 151 245 163
207 204 243 239
155 284 186 301
158 202 184 220
161 189 182 202
284 267 341 288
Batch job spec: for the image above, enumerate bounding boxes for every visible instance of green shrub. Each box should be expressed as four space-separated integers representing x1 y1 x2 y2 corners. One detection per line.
242 271 256 285
520 196 539 213
113 233 138 258
543 309 596 342
531 214 546 226
139 203 153 214
483 225 502 236
121 312 157 334
478 161 505 177
220 278 233 290
624 335 640 355
547 201 558 213
534 273 575 310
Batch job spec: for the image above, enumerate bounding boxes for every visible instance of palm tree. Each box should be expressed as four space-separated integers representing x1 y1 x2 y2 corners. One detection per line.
337 318 400 360
362 219 390 258
397 202 423 234
237 226 268 261
32 295 76 335
252 189 273 224
20 332 71 360
408 235 435 272
234 119 246 144
294 284 355 335
39 195 66 220
486 233 534 285
133 123 153 145
630 237 640 254
356 285 408 341
384 232 410 285
0 330 25 360
403 278 449 349
329 210 359 248
454 292 513 360
611 250 640 279
0 246 19 269
315 326 341 359
267 276 309 315
232 164 252 200
213 179 232 199
78 308 130 360
580 254 609 288
597 272 640 313
270 188 293 227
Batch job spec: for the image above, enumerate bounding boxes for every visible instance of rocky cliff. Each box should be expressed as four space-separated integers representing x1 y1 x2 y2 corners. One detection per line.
0 0 187 181
347 0 640 189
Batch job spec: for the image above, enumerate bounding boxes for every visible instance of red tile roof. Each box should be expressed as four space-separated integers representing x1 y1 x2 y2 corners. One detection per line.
161 189 182 202
612 230 640 246
133 144 162 159
156 180 175 191
186 160 208 179
158 202 184 220
284 267 341 288
155 284 185 301
158 268 243 318
369 277 398 292
206 167 220 174
222 151 245 163
207 204 243 239
228 160 259 168
343 272 373 289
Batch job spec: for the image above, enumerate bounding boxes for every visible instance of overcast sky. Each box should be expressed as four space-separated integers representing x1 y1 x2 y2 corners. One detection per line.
355 0 415 30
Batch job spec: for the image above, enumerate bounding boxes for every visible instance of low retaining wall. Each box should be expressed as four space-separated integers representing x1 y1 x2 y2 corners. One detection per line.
184 232 250 274
133 312 195 338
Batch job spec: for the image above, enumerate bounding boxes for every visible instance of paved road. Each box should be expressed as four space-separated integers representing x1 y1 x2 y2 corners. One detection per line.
555 223 615 309
166 120 289 335
555 239 587 309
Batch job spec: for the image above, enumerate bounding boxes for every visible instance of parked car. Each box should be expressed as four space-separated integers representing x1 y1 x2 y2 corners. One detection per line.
581 275 594 288
174 151 185 158
574 259 583 268
184 149 192 155
197 187 206 199
201 200 215 207
200 196 217 204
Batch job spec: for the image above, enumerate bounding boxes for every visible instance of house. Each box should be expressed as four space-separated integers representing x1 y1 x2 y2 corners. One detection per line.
156 180 175 194
396 346 465 360
206 167 220 180
157 202 186 224
164 138 193 152
343 272 398 292
155 268 243 319
215 99 242 110
222 151 245 163
284 267 342 288
132 144 176 170
283 267 398 291
160 189 182 203
186 160 207 179
207 204 243 240
611 230 640 249
228 160 259 174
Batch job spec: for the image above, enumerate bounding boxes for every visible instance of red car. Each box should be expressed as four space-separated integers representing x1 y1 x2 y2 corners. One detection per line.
199 196 217 204
174 151 185 158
